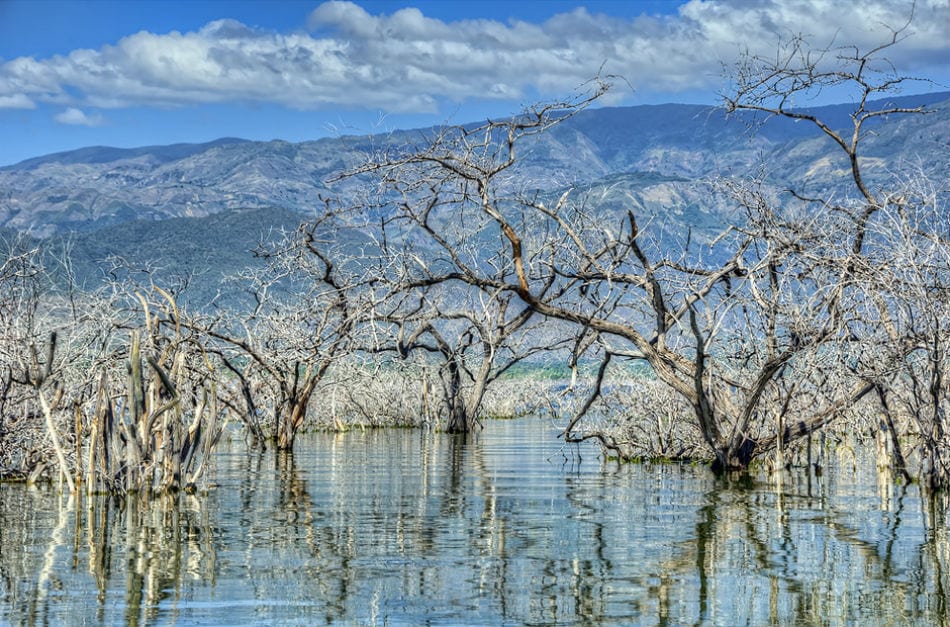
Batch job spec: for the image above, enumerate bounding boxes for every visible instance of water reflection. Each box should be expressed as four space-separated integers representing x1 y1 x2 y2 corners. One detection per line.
0 489 217 627
1 419 948 626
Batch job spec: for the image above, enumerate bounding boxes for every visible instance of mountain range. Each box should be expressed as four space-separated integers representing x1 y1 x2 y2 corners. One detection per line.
2 91 947 305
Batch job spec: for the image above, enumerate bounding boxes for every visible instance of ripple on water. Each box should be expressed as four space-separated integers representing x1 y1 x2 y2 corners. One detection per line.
1 418 946 627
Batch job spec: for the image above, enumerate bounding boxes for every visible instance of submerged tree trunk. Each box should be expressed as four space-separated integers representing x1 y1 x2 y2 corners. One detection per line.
443 357 471 434
275 383 318 451
443 352 494 434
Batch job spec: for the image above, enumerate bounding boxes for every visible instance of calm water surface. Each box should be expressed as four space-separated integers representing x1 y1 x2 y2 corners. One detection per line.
1 418 948 626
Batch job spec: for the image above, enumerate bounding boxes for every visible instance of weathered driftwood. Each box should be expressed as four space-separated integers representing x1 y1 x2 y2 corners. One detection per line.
23 288 225 495
82 314 222 494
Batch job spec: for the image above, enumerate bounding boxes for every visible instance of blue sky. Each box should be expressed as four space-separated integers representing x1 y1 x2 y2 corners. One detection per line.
0 0 947 166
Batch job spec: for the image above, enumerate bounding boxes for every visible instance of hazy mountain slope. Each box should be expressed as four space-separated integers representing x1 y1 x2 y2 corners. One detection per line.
0 138 346 236
1 92 946 305
2 92 945 238
38 206 305 308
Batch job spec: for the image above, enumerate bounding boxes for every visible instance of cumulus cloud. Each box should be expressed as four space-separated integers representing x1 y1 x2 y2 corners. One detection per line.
0 93 34 109
54 107 105 126
0 0 946 114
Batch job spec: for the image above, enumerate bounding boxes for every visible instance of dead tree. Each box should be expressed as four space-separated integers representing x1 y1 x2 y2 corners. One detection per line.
722 17 946 478
198 219 359 450
338 15 942 473
328 127 577 434
0 235 122 485
385 287 547 433
854 176 950 488
96 287 223 494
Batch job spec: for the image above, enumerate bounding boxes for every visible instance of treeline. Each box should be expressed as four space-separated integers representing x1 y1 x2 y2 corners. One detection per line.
2 29 950 492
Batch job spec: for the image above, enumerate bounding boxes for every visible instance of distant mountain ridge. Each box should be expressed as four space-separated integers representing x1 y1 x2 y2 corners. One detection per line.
1 91 947 307
2 91 946 238
3 137 253 170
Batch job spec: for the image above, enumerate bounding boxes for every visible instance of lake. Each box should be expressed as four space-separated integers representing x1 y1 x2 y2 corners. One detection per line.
1 418 947 626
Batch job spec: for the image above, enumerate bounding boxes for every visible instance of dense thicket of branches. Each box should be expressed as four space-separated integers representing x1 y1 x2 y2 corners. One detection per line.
1 23 948 492
318 23 948 483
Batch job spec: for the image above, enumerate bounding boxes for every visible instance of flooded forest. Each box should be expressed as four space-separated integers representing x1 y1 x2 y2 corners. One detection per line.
2 28 950 627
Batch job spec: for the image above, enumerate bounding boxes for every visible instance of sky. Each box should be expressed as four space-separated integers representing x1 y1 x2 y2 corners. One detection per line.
0 0 947 166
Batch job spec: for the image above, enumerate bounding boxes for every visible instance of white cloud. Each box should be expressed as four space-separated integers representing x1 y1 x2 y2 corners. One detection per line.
0 0 946 115
0 93 34 109
54 107 105 126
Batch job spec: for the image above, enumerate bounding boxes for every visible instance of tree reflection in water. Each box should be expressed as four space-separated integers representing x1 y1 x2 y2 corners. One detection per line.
1 419 949 626
0 489 217 627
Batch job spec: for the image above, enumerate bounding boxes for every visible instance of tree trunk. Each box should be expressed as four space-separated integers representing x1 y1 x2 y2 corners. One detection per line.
443 357 470 434
711 437 758 474
275 378 319 451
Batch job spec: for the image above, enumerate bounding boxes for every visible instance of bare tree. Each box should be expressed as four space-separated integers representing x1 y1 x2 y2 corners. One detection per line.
853 172 950 488
0 235 123 485
0 235 66 483
721 18 945 478
384 285 547 433
334 16 942 474
0 237 224 494
197 218 360 450
82 287 223 494
327 113 590 433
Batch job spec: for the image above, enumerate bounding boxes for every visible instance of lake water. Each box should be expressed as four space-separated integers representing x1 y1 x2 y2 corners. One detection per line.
1 418 948 626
